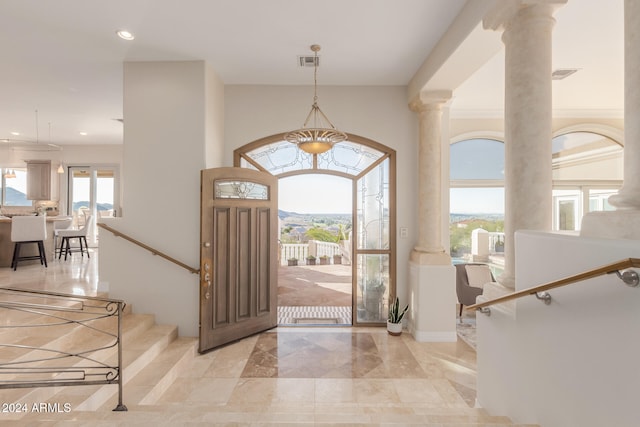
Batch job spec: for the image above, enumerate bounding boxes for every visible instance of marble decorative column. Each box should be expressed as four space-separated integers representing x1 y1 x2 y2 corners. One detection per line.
484 1 563 289
408 90 456 342
409 91 452 265
582 0 640 238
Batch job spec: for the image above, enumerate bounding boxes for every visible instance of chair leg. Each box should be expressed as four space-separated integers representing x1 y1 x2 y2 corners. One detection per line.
38 241 48 268
459 303 463 318
11 242 20 271
64 238 71 261
58 238 65 259
83 237 90 258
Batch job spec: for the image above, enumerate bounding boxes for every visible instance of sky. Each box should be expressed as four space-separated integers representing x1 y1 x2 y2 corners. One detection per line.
279 174 351 214
450 187 505 214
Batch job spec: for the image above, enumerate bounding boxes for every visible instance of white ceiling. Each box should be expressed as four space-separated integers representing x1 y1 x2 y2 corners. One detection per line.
0 0 624 147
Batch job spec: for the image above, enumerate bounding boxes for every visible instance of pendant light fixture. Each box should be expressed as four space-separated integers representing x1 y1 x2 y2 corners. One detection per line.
284 44 347 154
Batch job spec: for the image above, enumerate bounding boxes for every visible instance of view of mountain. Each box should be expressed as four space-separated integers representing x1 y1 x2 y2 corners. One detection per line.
3 187 29 206
450 212 504 223
72 201 113 212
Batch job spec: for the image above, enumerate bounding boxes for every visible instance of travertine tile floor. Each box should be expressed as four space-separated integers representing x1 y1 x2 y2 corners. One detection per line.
0 251 530 425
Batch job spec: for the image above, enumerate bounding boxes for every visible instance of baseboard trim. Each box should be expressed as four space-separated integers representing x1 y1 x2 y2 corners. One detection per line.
411 330 457 342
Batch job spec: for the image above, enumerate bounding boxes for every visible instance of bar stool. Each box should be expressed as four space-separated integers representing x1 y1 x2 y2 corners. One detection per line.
11 215 48 271
53 216 73 257
58 215 92 260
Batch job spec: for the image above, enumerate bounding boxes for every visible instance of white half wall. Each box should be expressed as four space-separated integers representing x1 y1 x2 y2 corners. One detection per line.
408 262 456 342
477 230 640 426
100 61 224 337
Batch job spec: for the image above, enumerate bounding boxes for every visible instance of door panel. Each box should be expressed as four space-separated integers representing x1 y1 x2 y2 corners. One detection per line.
200 167 278 352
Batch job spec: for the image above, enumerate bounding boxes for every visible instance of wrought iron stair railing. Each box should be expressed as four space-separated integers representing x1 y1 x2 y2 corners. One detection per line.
0 287 128 411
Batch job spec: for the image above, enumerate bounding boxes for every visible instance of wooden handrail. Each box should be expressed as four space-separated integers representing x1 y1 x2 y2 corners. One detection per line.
467 257 640 311
97 223 200 275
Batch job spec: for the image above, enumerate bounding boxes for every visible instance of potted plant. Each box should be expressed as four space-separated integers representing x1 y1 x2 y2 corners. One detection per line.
333 253 342 264
306 255 316 265
319 255 330 265
387 296 409 336
287 257 298 266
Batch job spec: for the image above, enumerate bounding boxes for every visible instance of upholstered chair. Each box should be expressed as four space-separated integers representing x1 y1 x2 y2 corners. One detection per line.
58 215 92 260
53 216 73 257
11 215 48 271
455 263 495 319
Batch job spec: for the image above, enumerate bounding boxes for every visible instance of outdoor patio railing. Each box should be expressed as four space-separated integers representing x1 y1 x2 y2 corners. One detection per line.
280 241 342 265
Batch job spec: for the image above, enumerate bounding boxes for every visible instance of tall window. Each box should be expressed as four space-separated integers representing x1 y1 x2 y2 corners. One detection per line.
1 168 30 207
551 131 622 231
449 138 505 260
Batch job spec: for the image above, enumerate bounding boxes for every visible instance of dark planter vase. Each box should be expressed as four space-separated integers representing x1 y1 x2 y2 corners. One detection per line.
333 255 342 264
319 257 330 265
306 258 316 265
287 259 298 266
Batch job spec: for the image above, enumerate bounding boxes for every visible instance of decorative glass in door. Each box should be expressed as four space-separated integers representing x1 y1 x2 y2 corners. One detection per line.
355 158 392 324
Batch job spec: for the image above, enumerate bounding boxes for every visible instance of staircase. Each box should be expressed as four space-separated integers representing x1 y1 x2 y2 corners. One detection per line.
0 300 197 422
1 298 537 426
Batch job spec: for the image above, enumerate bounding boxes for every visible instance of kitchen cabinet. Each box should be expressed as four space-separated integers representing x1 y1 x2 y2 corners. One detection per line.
26 160 51 200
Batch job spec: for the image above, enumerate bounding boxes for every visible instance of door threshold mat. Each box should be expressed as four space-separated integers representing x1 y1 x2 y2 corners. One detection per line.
278 305 351 326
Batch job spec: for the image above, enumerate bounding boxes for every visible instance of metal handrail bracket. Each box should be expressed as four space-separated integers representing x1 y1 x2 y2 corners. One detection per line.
467 258 640 311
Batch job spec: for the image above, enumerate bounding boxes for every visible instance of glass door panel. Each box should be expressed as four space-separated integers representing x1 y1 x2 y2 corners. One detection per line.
357 161 390 250
69 168 91 229
96 170 116 218
355 158 393 324
68 166 119 245
356 254 390 322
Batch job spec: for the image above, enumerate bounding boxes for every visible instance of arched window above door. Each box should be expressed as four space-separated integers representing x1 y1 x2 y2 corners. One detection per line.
235 135 390 179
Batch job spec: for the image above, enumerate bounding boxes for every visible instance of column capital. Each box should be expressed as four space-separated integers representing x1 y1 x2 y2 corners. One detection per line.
409 90 452 113
483 0 567 32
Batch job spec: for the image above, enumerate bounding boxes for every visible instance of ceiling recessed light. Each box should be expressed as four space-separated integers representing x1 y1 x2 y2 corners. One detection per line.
10 131 20 136
116 29 135 41
79 132 88 136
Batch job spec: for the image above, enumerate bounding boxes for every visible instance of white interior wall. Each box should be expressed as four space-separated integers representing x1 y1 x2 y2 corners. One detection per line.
225 85 418 306
101 61 221 337
477 230 640 426
205 64 225 168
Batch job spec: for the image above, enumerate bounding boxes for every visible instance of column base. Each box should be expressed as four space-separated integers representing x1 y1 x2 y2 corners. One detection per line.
408 262 457 342
581 210 640 240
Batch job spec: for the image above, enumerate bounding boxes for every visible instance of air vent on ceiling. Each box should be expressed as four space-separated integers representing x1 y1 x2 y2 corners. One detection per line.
552 68 579 80
298 55 320 68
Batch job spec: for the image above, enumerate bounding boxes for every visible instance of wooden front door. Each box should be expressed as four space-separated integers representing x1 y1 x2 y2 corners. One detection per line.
199 167 278 353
